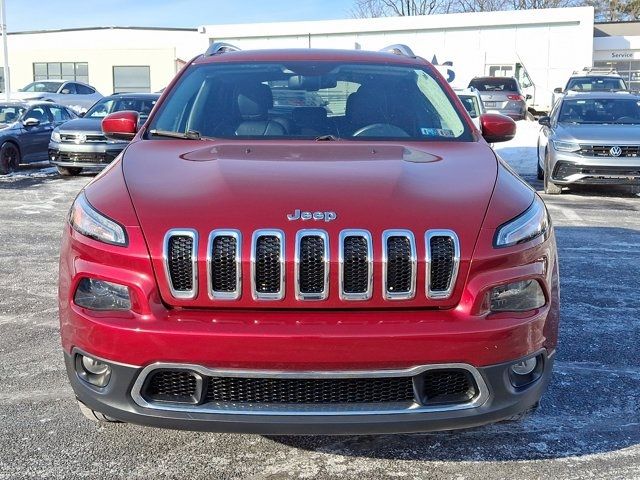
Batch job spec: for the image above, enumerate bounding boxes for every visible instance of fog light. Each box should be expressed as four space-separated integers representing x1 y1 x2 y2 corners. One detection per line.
489 279 545 312
74 278 131 311
76 354 112 388
511 357 537 376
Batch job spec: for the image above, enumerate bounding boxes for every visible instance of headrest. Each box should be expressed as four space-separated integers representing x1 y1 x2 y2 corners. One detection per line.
292 107 327 126
236 83 273 120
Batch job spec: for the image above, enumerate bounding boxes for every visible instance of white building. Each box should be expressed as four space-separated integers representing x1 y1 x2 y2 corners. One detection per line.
201 7 595 114
0 27 202 96
593 21 640 91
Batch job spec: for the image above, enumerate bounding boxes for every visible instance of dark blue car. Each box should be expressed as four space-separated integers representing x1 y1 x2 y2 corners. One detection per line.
0 101 77 175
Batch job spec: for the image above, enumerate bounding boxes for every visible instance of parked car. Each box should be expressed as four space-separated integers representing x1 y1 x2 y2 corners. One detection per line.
0 101 77 175
59 44 559 434
49 93 159 176
537 91 640 194
11 80 103 113
468 76 529 120
455 87 486 129
554 68 628 94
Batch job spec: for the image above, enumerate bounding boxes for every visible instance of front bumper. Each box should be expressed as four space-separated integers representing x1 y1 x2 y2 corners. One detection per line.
65 349 554 434
549 150 640 186
49 141 126 168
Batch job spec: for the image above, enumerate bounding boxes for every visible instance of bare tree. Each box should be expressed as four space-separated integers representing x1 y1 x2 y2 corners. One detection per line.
352 0 457 17
586 0 640 20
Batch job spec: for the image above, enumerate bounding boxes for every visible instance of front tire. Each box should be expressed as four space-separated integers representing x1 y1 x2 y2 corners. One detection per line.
543 151 562 195
57 166 83 176
0 142 20 175
77 400 121 424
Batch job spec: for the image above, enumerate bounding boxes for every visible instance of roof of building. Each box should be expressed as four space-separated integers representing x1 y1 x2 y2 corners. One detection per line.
8 26 197 35
594 21 640 37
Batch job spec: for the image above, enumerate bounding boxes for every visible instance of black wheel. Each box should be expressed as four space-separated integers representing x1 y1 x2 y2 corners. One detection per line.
543 150 562 195
56 166 83 177
0 142 20 175
536 142 544 180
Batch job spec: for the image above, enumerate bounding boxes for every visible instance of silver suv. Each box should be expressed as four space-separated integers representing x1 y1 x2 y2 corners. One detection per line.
537 91 640 194
555 68 628 94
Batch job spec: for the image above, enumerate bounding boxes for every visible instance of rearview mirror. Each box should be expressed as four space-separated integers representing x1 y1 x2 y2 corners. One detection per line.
23 118 40 127
553 87 563 94
102 110 139 141
480 113 516 143
538 116 551 127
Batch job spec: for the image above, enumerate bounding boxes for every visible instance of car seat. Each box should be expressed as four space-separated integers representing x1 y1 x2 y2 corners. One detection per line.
234 83 285 136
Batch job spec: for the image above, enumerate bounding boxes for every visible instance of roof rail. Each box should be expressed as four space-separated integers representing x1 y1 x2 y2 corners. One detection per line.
379 44 415 57
572 67 619 76
205 42 241 56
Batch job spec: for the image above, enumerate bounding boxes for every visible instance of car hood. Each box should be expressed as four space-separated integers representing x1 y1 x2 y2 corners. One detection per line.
57 117 102 133
121 139 499 309
556 123 640 144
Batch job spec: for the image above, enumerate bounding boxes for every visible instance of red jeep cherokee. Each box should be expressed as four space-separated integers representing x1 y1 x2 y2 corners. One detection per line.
59 44 559 434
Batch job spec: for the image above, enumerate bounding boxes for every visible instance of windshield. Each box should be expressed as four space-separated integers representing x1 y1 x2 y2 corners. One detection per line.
148 61 471 141
21 82 62 93
565 77 627 92
0 105 25 123
558 98 640 124
458 95 480 118
469 78 519 92
85 97 158 119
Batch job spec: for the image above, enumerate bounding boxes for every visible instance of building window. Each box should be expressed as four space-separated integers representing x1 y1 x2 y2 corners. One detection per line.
33 62 89 83
594 60 640 92
113 66 151 93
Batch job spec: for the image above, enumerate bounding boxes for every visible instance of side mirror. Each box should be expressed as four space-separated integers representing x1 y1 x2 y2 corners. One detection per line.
525 94 532 100
78 111 86 118
538 116 551 127
61 89 71 94
102 110 139 141
553 87 563 94
480 113 516 143
23 118 40 127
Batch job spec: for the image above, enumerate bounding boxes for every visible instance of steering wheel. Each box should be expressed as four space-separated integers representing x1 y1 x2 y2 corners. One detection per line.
352 123 410 137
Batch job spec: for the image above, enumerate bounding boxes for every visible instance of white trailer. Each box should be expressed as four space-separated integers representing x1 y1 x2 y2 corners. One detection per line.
201 7 594 115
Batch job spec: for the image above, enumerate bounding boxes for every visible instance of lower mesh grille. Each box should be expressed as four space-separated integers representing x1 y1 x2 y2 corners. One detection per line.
167 234 195 293
254 235 282 295
429 236 455 292
144 370 199 403
422 370 476 405
342 235 369 294
205 376 416 404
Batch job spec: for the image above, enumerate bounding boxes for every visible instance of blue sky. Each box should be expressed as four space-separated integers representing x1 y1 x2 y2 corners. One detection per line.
6 0 353 32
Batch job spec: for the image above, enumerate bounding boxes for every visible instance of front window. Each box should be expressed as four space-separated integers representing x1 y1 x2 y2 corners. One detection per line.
85 97 157 119
469 78 519 92
458 95 480 118
21 81 62 93
565 76 627 92
0 105 25 124
558 98 640 124
148 61 471 141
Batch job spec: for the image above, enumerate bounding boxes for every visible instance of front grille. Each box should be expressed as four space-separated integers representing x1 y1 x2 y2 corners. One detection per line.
136 366 481 411
383 231 416 300
296 231 328 300
578 145 640 157
60 133 108 143
144 370 199 404
165 231 197 297
421 370 476 405
253 231 284 299
208 231 240 299
554 161 640 182
50 151 114 164
205 376 415 404
341 232 371 299
426 231 460 298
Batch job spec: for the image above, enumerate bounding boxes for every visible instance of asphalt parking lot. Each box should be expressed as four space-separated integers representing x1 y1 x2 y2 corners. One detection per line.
1 122 639 479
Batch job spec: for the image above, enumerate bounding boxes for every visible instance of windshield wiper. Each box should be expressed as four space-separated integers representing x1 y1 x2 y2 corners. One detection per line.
148 129 202 140
315 134 339 141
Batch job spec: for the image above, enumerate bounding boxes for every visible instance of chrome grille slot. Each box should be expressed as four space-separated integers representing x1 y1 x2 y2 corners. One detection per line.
163 229 198 299
207 230 241 300
426 230 460 299
295 230 329 300
252 230 285 300
339 230 372 300
382 230 416 300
